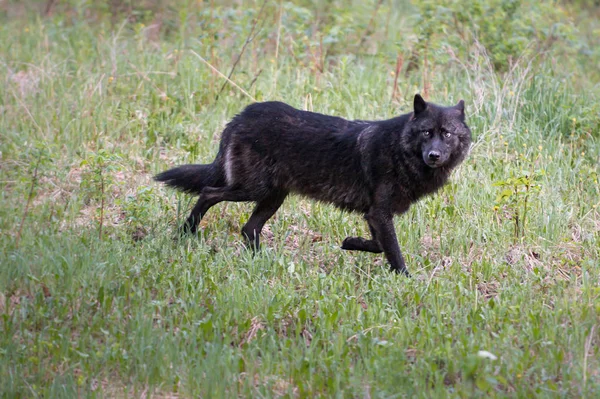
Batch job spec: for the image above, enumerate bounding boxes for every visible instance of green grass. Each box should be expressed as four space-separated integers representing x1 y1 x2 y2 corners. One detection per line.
1 1 599 397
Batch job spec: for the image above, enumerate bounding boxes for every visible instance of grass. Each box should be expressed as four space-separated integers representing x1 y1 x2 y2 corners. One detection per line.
1 1 599 397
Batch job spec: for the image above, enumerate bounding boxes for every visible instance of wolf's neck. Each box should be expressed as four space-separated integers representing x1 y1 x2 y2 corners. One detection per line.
409 163 452 200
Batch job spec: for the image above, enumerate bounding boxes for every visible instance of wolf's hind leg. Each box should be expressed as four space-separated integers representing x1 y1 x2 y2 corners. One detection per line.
341 215 383 253
181 185 257 234
241 191 288 250
181 196 210 234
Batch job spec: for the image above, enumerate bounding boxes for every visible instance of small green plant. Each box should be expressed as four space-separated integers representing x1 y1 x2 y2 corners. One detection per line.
80 149 122 240
15 143 52 249
493 170 543 242
118 185 160 240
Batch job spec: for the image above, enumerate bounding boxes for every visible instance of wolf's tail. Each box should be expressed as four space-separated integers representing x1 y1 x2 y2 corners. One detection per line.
154 163 223 195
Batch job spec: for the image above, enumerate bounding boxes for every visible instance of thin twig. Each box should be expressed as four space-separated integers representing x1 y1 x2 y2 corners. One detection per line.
247 69 263 90
357 0 384 52
99 173 105 240
15 153 42 249
216 0 267 99
189 49 257 102
422 43 430 99
43 0 57 16
275 0 283 60
522 182 530 239
391 54 403 101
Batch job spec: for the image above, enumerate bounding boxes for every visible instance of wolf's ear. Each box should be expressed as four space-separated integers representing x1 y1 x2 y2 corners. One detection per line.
455 99 465 120
414 94 427 115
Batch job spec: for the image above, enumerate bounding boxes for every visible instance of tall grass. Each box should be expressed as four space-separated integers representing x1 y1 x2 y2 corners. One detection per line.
1 1 599 397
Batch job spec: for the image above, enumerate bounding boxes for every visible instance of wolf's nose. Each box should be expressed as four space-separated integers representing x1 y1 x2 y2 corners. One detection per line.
428 151 441 161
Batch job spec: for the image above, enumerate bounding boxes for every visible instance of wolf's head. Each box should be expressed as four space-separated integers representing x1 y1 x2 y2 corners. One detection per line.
404 94 472 169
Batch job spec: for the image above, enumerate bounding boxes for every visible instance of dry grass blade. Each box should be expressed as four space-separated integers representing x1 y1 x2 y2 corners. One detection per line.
188 49 257 102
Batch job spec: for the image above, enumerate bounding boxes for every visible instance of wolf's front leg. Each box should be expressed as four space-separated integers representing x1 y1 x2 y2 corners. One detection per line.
366 207 410 276
341 237 383 253
341 215 384 253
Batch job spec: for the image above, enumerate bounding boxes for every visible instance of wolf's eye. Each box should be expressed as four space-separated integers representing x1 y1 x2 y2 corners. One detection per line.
444 131 452 138
423 131 430 137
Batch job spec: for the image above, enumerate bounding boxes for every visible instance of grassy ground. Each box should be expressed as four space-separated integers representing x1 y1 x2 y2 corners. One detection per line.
1 1 599 397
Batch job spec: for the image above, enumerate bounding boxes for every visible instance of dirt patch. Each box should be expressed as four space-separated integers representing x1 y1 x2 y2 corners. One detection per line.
239 316 265 347
458 241 487 273
477 280 500 300
260 223 323 252
505 245 543 272
421 233 450 266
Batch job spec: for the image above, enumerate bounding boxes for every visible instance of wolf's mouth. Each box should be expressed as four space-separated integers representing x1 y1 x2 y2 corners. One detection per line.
423 158 445 168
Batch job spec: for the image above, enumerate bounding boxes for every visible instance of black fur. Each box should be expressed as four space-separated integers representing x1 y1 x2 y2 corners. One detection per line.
155 94 472 276
154 164 224 194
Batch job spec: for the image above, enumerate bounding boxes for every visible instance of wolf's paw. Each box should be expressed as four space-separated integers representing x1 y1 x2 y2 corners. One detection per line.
341 237 383 253
391 266 411 278
341 237 361 250
177 222 198 238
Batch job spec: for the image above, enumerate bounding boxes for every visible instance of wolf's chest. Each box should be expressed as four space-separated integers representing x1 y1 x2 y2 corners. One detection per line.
391 170 450 214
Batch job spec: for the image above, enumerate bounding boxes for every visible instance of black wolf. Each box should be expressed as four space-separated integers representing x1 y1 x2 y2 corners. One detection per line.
155 94 471 276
